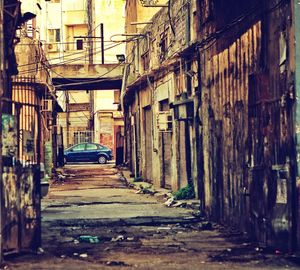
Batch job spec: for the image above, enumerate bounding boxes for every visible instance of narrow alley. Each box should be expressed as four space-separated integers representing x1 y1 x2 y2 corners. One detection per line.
4 165 300 270
2 0 300 268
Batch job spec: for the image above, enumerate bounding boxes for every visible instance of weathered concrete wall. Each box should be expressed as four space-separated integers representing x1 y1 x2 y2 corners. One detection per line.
124 0 200 193
51 64 124 80
198 0 296 250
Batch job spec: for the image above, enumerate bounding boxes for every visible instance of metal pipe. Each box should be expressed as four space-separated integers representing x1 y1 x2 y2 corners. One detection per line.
0 0 4 262
142 5 168 7
130 21 153 25
100 23 104 64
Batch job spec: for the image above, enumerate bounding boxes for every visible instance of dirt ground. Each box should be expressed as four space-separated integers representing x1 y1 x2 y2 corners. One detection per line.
3 164 300 270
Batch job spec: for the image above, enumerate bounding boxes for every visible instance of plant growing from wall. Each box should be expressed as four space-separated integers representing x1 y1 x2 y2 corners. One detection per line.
173 184 195 200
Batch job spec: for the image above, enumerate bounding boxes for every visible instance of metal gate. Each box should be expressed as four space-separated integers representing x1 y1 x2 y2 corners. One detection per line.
1 77 41 254
247 73 294 249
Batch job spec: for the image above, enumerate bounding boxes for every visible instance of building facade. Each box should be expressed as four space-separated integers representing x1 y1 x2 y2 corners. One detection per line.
123 0 298 250
42 0 126 151
0 0 57 257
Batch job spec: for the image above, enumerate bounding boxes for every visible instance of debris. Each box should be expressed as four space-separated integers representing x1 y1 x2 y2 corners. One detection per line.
74 239 79 245
79 235 100 244
37 247 44 255
106 261 127 266
104 247 110 251
157 227 171 230
60 255 66 258
226 248 232 252
275 250 281 255
255 247 260 252
172 201 186 208
111 235 125 242
79 253 88 258
192 210 203 217
73 253 79 256
164 197 175 207
199 222 213 231
57 174 66 181
127 237 134 241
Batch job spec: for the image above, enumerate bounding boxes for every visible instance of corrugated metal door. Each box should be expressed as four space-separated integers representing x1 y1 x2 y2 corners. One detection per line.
144 107 153 182
160 100 172 189
2 77 41 254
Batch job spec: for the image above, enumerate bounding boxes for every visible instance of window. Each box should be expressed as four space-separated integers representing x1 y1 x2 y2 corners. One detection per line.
86 144 98 150
76 39 84 50
141 51 150 71
49 29 60 42
74 131 93 144
185 61 192 96
72 144 85 151
159 33 168 62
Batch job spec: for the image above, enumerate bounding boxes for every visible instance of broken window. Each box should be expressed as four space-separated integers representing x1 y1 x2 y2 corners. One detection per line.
159 31 168 62
141 51 150 71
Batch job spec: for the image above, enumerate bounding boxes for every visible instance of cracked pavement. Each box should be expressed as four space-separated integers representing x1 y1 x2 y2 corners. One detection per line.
4 164 300 269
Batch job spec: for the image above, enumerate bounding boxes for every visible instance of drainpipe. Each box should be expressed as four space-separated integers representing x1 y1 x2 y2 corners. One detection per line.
293 0 300 251
196 46 205 213
185 1 191 46
0 0 4 262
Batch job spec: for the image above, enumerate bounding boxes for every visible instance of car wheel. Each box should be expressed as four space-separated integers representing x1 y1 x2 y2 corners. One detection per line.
98 155 107 164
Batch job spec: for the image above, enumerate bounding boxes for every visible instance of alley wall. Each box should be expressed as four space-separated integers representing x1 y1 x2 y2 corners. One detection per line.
123 0 297 251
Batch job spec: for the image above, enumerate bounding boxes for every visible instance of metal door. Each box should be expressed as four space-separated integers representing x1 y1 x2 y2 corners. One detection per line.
160 100 172 188
2 77 41 254
144 107 153 182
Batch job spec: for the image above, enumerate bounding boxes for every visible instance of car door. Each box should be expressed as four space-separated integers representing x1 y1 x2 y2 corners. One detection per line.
68 143 86 162
85 143 99 162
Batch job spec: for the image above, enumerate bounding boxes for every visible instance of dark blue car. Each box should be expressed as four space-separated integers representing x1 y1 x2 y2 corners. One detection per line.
64 143 113 164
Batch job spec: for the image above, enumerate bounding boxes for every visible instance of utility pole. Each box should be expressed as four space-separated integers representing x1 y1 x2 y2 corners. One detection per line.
87 0 94 65
87 0 94 137
0 0 4 263
100 23 104 64
65 91 70 147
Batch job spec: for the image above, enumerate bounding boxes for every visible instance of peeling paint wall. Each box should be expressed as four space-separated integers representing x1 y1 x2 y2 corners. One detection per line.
198 0 295 250
124 0 196 192
124 0 297 251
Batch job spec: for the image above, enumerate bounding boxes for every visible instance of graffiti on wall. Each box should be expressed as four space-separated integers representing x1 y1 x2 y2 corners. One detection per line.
22 130 35 157
2 114 18 158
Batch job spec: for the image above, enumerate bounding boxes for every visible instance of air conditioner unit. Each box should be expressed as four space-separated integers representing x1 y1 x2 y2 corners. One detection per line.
157 111 172 132
42 99 53 112
47 43 58 52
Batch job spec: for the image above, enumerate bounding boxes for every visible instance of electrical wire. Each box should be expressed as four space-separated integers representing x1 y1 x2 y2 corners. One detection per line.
17 39 125 69
53 49 135 88
17 41 126 75
196 0 287 52
17 34 139 74
16 40 123 46
67 92 91 122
